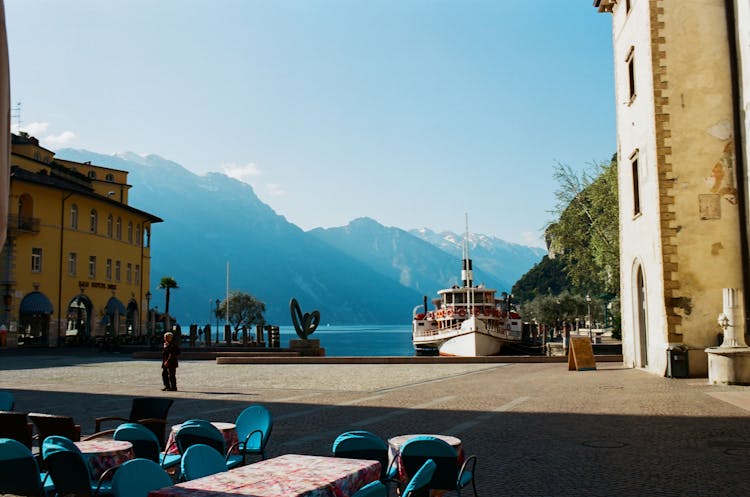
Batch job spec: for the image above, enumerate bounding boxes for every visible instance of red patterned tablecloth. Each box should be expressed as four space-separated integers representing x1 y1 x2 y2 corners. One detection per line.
148 454 381 497
74 439 135 480
165 421 240 455
387 434 464 497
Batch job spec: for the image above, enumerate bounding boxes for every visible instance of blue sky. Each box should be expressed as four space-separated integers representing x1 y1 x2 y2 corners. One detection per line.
6 1 615 248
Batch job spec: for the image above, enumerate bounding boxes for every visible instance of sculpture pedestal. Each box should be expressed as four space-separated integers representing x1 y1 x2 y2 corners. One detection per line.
289 339 325 357
705 347 750 385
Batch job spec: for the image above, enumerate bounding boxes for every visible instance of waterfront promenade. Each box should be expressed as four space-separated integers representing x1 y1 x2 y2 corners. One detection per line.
2 350 750 496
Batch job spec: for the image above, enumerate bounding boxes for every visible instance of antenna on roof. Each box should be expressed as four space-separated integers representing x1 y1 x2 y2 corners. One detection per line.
11 102 21 131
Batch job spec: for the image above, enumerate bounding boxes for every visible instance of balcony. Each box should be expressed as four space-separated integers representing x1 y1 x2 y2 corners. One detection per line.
8 214 40 234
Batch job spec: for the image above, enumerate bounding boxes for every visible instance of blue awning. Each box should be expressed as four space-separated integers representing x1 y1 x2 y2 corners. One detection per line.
105 297 126 315
19 291 54 314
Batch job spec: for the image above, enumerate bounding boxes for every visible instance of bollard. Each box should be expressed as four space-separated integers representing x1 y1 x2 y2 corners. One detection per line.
242 326 248 345
224 324 232 345
268 326 280 348
203 324 211 346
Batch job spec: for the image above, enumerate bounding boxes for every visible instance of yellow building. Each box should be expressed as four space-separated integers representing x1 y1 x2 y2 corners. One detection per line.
594 0 750 378
1 132 162 347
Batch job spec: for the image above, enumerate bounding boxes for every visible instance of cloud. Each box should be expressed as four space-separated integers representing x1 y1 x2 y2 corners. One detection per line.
222 162 262 184
12 121 49 136
265 183 286 197
44 131 76 146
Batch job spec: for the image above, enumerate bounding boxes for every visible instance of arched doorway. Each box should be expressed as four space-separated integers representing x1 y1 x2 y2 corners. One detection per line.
126 299 139 342
104 296 126 339
66 295 92 345
634 264 649 367
18 291 53 347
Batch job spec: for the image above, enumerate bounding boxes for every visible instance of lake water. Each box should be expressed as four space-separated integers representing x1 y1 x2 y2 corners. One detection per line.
206 324 415 357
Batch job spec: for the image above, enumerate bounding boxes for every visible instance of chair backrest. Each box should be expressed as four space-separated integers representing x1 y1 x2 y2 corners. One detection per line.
403 459 437 497
352 480 388 497
332 430 388 480
112 458 173 497
400 436 457 491
0 411 33 448
0 390 14 411
42 435 92 497
129 398 173 447
180 443 227 481
28 412 80 446
235 405 273 453
114 423 161 463
0 437 43 497
175 420 225 456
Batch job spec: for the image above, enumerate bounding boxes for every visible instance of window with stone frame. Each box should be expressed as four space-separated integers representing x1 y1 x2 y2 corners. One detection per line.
631 150 641 216
68 252 77 276
626 46 636 103
31 248 42 272
88 256 96 278
106 258 112 280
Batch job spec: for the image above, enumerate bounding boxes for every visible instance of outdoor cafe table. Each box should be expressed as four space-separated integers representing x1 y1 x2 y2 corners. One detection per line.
148 454 381 497
387 434 463 497
74 439 134 480
165 421 240 455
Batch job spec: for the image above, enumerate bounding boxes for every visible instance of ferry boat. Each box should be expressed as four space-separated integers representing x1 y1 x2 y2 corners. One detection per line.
411 229 523 356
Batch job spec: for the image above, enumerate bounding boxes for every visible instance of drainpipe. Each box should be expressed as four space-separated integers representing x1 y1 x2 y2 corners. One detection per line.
724 0 750 338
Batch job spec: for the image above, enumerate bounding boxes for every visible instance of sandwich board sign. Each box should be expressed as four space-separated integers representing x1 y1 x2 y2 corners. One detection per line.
568 336 597 371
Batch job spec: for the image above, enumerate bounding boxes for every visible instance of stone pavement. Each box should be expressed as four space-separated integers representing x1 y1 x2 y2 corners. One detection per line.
2 349 750 496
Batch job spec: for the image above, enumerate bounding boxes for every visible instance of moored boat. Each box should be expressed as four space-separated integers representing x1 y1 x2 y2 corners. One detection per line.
412 226 522 356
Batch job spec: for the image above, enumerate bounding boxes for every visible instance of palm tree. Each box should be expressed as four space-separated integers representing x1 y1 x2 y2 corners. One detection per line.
159 276 179 331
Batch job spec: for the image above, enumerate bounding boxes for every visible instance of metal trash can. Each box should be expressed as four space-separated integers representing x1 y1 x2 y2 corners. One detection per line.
666 344 689 378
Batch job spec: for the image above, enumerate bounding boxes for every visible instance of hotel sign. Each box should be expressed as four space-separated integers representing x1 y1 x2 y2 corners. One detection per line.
79 281 117 291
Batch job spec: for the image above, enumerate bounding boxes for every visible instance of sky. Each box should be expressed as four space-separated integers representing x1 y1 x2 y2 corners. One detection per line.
5 1 616 248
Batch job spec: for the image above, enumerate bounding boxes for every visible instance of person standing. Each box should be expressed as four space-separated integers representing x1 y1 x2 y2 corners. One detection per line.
161 332 179 391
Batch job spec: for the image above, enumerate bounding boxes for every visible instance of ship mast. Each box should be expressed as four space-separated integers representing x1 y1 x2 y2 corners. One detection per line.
461 213 475 316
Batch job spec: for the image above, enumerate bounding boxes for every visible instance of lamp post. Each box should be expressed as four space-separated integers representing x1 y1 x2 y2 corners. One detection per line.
144 291 151 338
586 294 592 340
215 299 221 344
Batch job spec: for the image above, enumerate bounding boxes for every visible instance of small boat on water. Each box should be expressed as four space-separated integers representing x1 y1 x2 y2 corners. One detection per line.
411 225 523 356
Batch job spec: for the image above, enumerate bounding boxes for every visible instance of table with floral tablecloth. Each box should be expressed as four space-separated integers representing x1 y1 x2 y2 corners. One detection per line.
165 421 240 455
74 439 134 480
148 454 381 497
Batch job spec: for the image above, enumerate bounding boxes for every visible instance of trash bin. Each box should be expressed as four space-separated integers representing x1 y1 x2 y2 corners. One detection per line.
666 344 689 378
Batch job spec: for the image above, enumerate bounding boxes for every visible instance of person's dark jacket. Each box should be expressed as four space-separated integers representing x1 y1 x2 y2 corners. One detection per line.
162 341 180 369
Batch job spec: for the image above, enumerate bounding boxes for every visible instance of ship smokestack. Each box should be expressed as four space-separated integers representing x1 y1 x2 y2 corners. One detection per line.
462 258 473 287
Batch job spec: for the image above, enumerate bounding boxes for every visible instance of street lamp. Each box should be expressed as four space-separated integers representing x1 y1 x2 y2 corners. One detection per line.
586 294 592 340
145 291 151 337
215 299 221 344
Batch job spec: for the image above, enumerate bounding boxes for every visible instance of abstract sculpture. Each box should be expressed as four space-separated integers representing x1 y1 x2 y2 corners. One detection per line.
290 298 320 340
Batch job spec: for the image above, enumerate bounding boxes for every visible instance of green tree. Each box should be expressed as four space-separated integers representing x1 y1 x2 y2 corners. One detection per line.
158 276 179 329
217 291 266 333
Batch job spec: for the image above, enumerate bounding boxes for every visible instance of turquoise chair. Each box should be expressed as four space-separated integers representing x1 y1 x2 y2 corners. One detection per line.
114 422 181 471
0 390 15 411
400 436 477 496
180 443 227 481
42 435 113 496
0 437 44 497
402 459 437 497
332 430 391 482
111 458 173 497
352 480 388 497
234 405 273 463
175 419 243 469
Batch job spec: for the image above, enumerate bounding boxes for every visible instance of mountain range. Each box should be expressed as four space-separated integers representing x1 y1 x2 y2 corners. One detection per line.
57 149 545 325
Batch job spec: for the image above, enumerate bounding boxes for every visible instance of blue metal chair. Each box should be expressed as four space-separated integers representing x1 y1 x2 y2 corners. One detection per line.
111 458 173 497
114 422 180 471
42 435 113 497
400 435 477 496
0 390 15 411
174 419 242 469
180 443 227 481
332 430 390 482
402 459 437 497
0 437 44 497
352 480 388 497
234 405 273 463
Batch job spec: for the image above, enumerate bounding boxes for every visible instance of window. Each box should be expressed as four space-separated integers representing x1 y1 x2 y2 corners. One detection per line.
31 248 42 272
136 224 141 246
70 204 78 229
88 171 96 179
127 222 133 243
68 252 77 276
116 217 122 240
88 256 96 278
631 151 641 216
105 173 114 182
126 263 132 283
89 209 98 233
626 47 636 103
106 259 112 280
135 265 141 285
107 214 113 237
115 261 121 282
